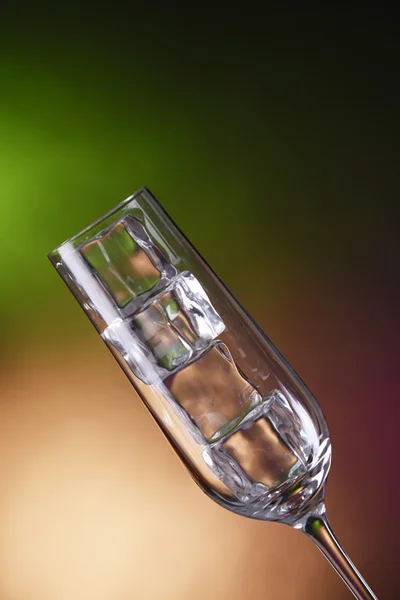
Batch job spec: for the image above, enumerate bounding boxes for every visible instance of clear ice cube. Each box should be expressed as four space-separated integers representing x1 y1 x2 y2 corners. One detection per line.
133 301 192 371
222 416 300 488
160 290 200 347
104 270 226 383
80 217 176 309
267 389 314 467
203 390 309 500
102 318 163 386
168 272 225 344
165 342 261 440
132 271 225 374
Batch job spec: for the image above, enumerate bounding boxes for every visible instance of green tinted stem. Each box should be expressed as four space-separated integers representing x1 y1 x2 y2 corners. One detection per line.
304 514 377 599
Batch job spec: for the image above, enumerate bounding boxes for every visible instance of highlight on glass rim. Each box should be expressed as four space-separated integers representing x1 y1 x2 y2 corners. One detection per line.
48 186 378 600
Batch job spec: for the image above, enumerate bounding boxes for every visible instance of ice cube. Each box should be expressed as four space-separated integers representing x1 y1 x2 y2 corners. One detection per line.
159 290 200 347
204 391 309 498
266 389 313 467
132 271 225 374
203 444 256 502
207 390 275 443
133 301 192 372
165 342 261 440
80 217 176 310
102 318 163 386
222 416 301 488
169 272 225 344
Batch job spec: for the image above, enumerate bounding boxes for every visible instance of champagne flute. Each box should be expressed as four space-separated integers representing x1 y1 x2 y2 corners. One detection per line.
48 187 377 599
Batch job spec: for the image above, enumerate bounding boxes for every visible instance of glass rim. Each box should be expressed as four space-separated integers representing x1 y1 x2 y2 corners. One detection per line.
48 185 151 259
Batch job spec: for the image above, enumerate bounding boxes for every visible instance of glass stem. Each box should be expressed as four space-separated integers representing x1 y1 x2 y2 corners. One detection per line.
303 512 377 600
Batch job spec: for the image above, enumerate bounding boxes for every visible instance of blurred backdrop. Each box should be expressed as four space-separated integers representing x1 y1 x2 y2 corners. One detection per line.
0 6 399 600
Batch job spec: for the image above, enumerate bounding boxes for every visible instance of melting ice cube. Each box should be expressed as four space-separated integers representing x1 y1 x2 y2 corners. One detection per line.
80 216 176 309
165 342 261 440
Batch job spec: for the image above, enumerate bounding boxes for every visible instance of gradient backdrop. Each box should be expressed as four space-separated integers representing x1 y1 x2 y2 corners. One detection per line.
0 7 398 600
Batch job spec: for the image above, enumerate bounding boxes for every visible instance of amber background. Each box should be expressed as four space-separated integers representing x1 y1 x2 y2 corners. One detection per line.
0 6 399 599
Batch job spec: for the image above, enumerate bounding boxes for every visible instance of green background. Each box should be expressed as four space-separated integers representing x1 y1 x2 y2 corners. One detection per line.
1 8 398 338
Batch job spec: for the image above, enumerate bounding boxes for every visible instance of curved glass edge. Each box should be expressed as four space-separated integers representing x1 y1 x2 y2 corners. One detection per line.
48 186 332 521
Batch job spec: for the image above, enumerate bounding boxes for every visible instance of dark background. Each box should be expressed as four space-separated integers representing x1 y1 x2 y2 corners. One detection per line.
0 6 398 599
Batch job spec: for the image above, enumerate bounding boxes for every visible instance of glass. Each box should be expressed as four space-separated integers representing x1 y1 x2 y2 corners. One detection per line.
48 187 377 599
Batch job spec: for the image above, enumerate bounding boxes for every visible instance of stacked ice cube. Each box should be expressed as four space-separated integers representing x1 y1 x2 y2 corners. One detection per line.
80 216 308 502
81 216 177 311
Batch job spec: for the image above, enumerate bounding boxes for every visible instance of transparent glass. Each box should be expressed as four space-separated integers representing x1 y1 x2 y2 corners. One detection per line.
48 187 377 599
